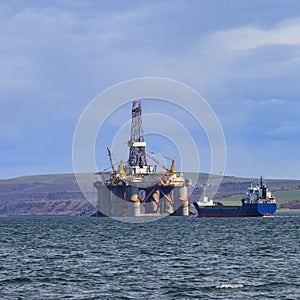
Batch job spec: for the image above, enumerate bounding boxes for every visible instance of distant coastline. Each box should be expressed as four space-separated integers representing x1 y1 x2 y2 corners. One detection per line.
0 173 299 216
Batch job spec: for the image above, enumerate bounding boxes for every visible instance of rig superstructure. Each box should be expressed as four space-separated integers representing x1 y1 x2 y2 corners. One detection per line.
93 100 191 217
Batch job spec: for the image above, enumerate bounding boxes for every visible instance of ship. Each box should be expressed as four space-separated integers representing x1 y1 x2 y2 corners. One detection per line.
193 177 276 217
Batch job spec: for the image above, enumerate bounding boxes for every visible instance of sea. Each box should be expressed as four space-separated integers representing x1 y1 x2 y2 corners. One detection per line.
0 214 299 300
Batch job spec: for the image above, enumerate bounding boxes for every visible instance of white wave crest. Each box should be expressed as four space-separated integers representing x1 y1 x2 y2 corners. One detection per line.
216 283 244 289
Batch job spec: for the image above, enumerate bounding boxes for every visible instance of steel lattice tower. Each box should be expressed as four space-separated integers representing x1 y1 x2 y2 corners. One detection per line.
128 100 147 167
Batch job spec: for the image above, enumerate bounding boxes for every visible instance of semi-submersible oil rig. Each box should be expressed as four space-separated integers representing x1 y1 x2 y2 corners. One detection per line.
93 100 191 217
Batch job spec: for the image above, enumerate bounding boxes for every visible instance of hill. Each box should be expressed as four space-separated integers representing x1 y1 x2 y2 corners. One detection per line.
0 173 299 216
0 174 92 216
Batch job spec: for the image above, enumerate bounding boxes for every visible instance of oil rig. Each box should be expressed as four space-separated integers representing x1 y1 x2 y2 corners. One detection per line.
93 100 191 217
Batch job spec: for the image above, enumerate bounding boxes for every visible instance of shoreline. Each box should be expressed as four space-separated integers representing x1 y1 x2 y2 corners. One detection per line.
276 208 300 213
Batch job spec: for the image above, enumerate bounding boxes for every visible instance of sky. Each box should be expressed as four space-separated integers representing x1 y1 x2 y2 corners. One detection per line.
1 0 300 179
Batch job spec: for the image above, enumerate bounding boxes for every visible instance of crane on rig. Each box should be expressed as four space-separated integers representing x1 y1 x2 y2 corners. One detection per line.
107 147 116 174
145 152 177 174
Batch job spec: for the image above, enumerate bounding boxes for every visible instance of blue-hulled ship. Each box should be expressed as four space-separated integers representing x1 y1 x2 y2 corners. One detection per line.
193 177 276 217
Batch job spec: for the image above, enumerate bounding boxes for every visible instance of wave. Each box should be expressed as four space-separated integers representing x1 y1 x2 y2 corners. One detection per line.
215 283 244 289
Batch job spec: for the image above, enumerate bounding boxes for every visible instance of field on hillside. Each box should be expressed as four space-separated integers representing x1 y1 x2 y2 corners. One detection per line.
220 190 300 206
0 174 78 184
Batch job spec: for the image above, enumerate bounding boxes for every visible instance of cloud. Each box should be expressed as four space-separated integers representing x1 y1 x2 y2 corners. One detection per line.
1 2 299 102
244 98 285 106
190 18 300 97
211 18 300 52
1 1 300 178
268 120 300 137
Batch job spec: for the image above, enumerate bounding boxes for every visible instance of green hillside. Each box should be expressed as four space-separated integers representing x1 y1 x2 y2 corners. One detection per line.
0 173 77 185
274 190 300 205
220 190 300 206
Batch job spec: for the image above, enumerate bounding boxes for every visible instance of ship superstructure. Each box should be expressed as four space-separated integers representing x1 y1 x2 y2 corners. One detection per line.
242 177 276 205
93 100 191 217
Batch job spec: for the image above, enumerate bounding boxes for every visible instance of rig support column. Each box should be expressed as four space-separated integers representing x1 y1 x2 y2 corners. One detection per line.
126 186 140 217
173 185 188 216
111 186 126 217
144 189 159 214
160 193 173 214
93 181 112 216
100 185 112 216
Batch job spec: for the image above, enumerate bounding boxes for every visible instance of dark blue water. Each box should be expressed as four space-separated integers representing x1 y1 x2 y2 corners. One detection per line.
0 214 299 299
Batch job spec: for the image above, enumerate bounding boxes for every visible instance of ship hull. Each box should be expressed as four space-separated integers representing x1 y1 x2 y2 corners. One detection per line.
193 202 276 218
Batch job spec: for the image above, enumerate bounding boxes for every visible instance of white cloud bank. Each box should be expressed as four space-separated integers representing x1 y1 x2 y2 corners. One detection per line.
1 1 300 178
211 18 300 52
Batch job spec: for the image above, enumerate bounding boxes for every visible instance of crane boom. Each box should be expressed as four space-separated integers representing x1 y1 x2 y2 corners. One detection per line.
146 152 168 172
107 147 116 173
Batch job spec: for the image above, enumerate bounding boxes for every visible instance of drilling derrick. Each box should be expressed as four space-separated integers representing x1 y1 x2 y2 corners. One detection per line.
128 100 147 167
